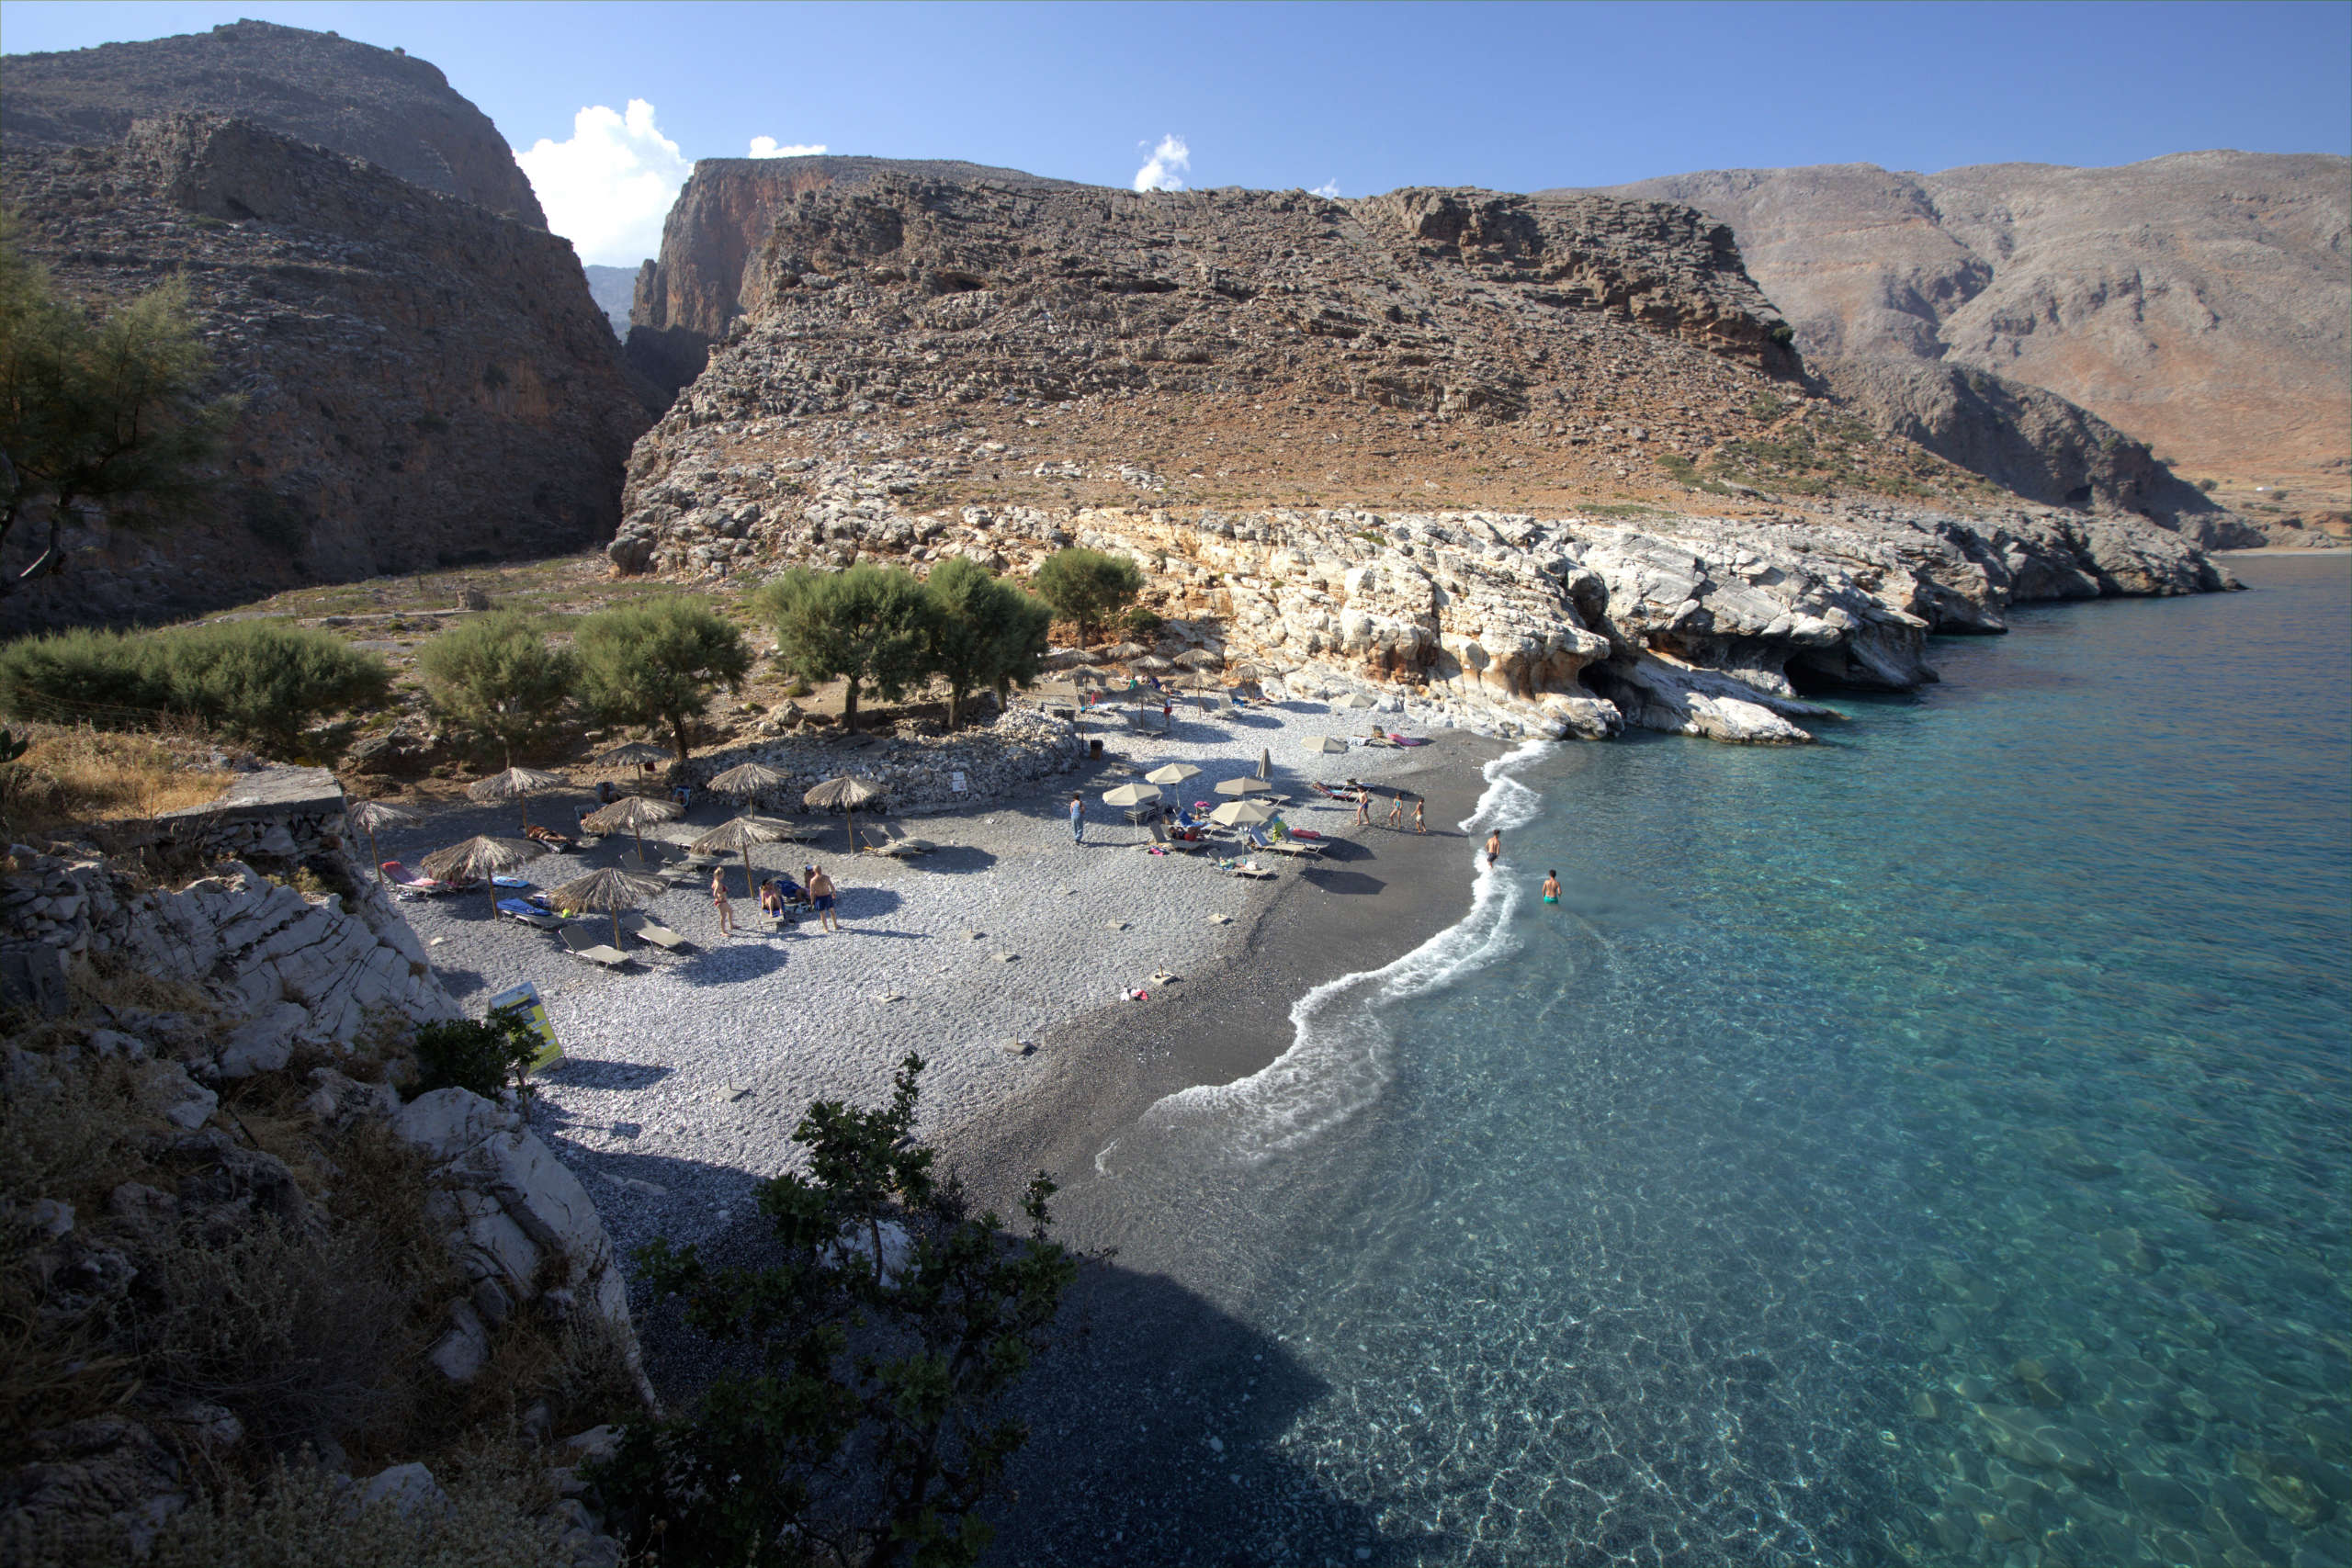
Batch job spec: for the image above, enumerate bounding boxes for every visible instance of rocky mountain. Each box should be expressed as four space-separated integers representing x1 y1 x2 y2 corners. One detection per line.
1579 153 2351 526
0 17 547 226
583 263 639 336
608 170 2233 744
0 114 648 630
625 154 1086 396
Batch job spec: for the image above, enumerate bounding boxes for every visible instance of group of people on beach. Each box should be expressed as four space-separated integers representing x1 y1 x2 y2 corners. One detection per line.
1347 784 1426 834
708 862 837 936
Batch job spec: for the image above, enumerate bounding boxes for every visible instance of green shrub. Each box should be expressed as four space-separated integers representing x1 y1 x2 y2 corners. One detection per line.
573 595 750 766
1031 547 1143 646
752 564 933 736
416 610 577 766
411 1005 540 1102
0 621 389 755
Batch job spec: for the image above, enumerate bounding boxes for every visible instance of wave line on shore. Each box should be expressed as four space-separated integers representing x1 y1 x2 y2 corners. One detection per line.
1120 739 1552 1168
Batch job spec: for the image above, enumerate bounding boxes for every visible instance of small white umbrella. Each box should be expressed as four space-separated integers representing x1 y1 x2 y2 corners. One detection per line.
1304 735 1350 755
1102 783 1161 808
1332 692 1379 710
1145 762 1202 787
1214 776 1272 797
1209 798 1277 828
345 799 421 886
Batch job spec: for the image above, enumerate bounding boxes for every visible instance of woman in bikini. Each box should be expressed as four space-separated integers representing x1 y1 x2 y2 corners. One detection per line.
709 865 735 937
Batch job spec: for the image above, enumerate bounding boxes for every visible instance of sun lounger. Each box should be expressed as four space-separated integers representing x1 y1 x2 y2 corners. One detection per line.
496 898 564 931
558 925 629 968
1263 837 1325 857
1216 858 1277 879
379 860 464 898
618 913 693 951
1148 821 1206 854
522 824 576 852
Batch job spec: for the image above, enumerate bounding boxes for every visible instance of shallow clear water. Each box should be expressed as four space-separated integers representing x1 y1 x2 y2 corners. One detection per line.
1120 557 2352 1565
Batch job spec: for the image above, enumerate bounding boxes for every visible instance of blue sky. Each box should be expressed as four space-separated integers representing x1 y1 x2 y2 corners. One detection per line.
7 1 2347 264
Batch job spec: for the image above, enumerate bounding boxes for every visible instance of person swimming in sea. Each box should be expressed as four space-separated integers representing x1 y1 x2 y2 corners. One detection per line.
1542 870 1560 905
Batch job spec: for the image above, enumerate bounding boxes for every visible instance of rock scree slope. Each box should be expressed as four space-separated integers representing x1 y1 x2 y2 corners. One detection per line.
612 167 2233 745
1581 152 2352 507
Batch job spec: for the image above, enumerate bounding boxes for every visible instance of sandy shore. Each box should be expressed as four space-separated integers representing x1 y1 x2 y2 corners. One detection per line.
377 696 1497 1270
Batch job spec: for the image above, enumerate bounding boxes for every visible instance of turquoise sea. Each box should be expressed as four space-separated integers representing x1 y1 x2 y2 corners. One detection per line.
1091 554 2351 1566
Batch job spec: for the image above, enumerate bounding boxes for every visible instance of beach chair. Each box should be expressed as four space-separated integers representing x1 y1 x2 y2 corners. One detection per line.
522 823 576 852
558 925 629 968
1216 858 1277 880
1148 820 1206 854
379 860 464 897
1262 833 1325 858
496 897 564 931
618 912 693 952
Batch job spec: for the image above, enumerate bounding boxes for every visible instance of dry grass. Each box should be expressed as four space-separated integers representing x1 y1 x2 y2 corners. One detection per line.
0 722 230 839
143 1450 573 1568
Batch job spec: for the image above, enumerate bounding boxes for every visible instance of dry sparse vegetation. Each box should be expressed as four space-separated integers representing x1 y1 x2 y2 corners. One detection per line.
0 723 230 838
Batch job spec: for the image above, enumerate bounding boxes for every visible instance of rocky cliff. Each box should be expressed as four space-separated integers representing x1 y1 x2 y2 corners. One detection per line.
0 114 649 631
1 17 548 225
1581 153 2352 514
625 154 1085 398
609 172 2235 744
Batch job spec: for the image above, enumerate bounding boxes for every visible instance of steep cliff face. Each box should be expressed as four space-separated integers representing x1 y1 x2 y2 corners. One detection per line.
0 116 649 631
0 17 547 226
608 171 2233 744
1582 153 2352 499
626 154 1081 398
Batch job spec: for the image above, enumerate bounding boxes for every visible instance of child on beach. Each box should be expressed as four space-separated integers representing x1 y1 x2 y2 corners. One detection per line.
1486 829 1502 866
1542 870 1560 905
709 865 735 936
1414 796 1427 834
1069 792 1086 845
1387 794 1407 829
1355 791 1372 827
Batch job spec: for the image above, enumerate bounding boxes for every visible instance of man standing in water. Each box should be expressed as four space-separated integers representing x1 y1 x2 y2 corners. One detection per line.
1486 828 1502 866
1542 870 1560 905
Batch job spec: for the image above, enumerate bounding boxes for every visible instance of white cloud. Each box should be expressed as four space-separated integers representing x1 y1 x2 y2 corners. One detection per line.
749 136 828 158
1310 179 1340 199
1133 134 1190 192
516 99 691 266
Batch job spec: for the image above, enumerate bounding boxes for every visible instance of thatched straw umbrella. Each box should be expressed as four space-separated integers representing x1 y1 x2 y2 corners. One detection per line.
1098 641 1148 663
583 795 684 866
804 774 884 849
1043 648 1101 671
594 740 671 768
707 761 789 814
548 865 666 949
421 835 545 918
1173 647 1222 696
692 815 792 898
466 766 567 830
345 799 421 886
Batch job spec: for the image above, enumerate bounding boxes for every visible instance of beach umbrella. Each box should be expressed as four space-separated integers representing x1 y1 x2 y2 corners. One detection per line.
466 765 566 830
345 799 421 886
583 795 684 866
1145 762 1202 787
1099 641 1149 663
1256 747 1272 779
707 761 788 812
805 774 884 848
548 865 665 950
1304 735 1350 755
1174 648 1222 695
1131 654 1174 673
1101 783 1160 808
422 834 544 918
1214 776 1271 797
594 739 671 773
1209 798 1277 828
1332 692 1378 710
1043 648 1101 670
692 814 791 898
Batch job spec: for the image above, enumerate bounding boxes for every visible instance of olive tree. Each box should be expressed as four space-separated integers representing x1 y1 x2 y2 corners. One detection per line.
1 230 238 599
588 1055 1080 1568
922 558 1052 728
416 610 578 766
1030 547 1143 648
754 563 933 735
573 596 751 767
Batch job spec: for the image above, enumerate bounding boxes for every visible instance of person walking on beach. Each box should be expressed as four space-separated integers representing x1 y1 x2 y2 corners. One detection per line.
1414 795 1427 834
1354 789 1373 827
1069 792 1086 846
1542 870 1560 905
1387 792 1407 829
1486 829 1502 866
807 863 839 931
709 864 735 937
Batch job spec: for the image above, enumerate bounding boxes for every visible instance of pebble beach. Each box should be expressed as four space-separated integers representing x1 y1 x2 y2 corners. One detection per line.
377 694 1494 1263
